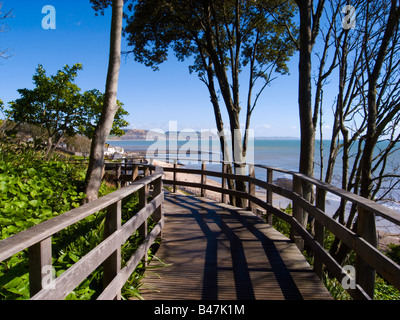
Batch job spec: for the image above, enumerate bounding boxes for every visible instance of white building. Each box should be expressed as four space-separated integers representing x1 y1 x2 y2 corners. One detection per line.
104 145 125 156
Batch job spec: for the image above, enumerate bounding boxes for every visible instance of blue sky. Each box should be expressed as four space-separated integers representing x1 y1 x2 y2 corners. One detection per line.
0 1 333 138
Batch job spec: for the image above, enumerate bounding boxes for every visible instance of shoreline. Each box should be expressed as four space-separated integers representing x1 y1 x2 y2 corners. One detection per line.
122 151 400 248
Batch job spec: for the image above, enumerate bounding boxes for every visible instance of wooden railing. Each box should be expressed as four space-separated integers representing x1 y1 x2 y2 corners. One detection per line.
2 156 399 300
0 164 163 300
158 159 400 300
102 160 152 189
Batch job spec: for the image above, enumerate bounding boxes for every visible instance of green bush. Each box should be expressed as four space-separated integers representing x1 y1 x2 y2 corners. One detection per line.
271 203 292 238
0 148 151 300
386 244 400 265
0 160 86 240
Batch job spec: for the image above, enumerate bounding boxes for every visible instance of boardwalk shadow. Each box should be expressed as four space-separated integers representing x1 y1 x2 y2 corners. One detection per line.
165 194 304 300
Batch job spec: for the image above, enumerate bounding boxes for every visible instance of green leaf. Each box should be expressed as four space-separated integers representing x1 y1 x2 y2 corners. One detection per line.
14 201 28 209
0 218 13 226
3 273 30 299
30 189 39 198
68 252 80 263
0 183 8 193
27 168 37 177
28 200 39 207
40 208 53 216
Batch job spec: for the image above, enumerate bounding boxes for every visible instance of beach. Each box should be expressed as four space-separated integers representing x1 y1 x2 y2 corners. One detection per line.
122 150 400 249
151 158 292 208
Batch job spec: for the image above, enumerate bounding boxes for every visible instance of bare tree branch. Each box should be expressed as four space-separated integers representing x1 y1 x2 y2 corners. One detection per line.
0 1 13 59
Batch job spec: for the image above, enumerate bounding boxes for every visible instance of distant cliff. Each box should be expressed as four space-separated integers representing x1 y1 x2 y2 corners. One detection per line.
108 129 300 141
108 129 149 140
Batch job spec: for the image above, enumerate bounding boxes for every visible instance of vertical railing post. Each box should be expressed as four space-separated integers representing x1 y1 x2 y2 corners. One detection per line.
103 200 122 300
266 168 273 225
143 166 150 193
101 164 106 179
132 164 139 182
292 175 304 251
29 237 52 297
314 186 326 279
221 162 227 204
138 183 149 267
201 161 206 198
116 163 121 189
153 176 164 239
149 158 154 175
173 159 177 193
248 165 256 213
356 207 377 299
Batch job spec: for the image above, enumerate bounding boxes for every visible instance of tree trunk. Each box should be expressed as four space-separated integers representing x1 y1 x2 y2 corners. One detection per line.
360 0 400 200
85 0 124 202
295 0 317 228
297 0 315 179
202 1 247 208
44 136 53 160
205 59 236 204
356 0 399 298
358 0 399 243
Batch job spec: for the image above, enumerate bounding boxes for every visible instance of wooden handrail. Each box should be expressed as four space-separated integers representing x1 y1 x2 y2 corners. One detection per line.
0 164 164 300
32 157 399 299
163 165 400 226
159 159 400 300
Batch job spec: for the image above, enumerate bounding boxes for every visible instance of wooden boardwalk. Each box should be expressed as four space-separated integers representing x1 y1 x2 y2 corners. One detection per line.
139 193 332 300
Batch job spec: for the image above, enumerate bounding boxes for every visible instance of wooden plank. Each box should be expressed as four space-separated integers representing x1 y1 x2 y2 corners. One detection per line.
120 193 163 244
103 200 122 300
290 171 400 226
221 163 227 204
31 193 164 300
173 160 177 193
356 206 377 299
139 194 332 300
164 164 400 226
201 161 206 197
286 208 370 300
28 237 52 297
138 184 148 233
138 183 149 267
166 172 399 289
117 164 121 189
31 229 123 300
292 193 400 294
252 190 400 295
314 187 325 279
265 168 273 225
98 221 163 300
0 169 163 262
164 170 296 211
248 165 256 212
163 179 249 200
152 178 163 222
163 165 400 295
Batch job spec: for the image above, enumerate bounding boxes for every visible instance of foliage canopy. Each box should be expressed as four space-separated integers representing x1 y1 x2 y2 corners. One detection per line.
4 64 129 157
124 0 297 75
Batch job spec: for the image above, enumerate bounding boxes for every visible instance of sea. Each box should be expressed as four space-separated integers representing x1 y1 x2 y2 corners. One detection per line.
107 138 400 233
